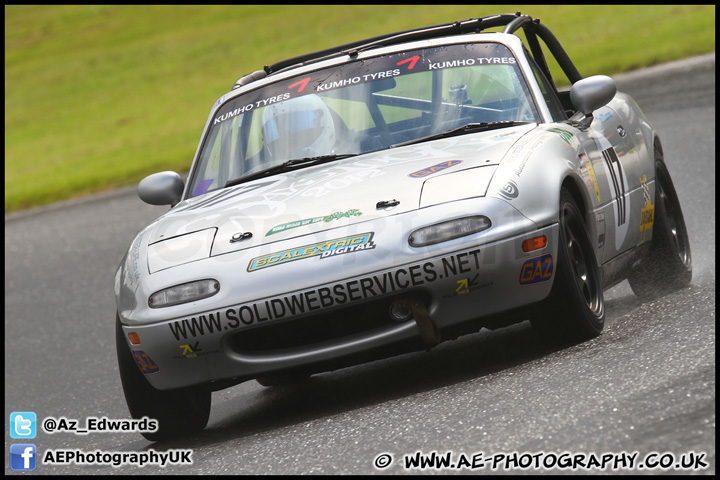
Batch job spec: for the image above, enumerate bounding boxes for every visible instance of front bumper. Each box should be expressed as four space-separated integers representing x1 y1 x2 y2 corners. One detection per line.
118 197 559 390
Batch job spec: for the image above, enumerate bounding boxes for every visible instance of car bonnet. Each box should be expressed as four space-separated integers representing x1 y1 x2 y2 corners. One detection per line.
145 124 535 257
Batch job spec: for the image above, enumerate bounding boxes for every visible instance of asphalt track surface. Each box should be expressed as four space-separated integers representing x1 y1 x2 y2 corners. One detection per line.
5 53 715 475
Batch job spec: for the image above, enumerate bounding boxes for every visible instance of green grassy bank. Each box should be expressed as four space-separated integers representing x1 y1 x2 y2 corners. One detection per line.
5 5 715 213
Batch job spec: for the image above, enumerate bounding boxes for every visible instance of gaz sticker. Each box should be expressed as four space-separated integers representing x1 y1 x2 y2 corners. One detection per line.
519 254 553 286
131 350 160 375
408 160 462 178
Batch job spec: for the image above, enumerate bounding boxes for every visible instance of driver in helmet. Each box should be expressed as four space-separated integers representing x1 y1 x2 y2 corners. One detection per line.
261 94 336 161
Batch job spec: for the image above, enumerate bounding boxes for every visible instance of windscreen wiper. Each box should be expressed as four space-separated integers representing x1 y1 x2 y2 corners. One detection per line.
224 154 357 188
390 121 532 148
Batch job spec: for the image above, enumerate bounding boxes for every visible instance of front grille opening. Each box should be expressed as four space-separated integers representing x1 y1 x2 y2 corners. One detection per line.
230 292 428 354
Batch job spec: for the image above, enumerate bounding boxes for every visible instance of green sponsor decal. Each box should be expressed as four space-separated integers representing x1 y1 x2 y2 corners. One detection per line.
547 127 575 146
266 209 363 236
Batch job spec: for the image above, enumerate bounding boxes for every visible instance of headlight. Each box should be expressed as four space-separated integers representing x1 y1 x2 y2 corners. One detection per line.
408 216 491 247
148 279 220 308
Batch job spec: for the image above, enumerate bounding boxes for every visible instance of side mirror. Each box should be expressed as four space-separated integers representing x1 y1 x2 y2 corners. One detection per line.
570 75 617 117
138 171 184 206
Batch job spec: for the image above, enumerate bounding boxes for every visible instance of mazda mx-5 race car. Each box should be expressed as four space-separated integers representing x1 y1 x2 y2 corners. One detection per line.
114 13 692 440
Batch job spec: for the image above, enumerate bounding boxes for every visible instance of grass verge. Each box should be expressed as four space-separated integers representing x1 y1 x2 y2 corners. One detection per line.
5 5 715 213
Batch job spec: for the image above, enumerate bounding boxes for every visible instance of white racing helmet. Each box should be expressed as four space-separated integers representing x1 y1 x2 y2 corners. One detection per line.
261 94 336 160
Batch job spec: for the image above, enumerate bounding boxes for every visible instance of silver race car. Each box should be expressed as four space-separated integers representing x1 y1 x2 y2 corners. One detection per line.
115 13 692 440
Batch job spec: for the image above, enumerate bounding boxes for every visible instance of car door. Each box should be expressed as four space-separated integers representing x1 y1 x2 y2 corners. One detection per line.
582 103 647 263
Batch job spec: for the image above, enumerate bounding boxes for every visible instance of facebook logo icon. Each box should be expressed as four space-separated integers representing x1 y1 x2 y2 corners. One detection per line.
10 411 37 439
10 444 37 471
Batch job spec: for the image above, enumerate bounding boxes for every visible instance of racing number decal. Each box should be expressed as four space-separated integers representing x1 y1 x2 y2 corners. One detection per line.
599 146 631 251
602 147 626 226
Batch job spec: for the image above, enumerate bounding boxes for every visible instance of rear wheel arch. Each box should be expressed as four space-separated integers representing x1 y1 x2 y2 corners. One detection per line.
627 135 692 298
652 136 668 184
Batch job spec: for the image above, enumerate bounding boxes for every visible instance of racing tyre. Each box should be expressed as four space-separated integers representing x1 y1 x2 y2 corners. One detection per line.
628 156 692 298
116 313 211 441
531 189 604 341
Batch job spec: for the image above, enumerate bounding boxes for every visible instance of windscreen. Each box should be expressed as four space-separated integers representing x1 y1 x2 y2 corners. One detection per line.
187 42 539 198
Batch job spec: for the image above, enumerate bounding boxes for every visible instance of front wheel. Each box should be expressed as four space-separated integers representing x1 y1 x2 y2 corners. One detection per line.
628 157 692 298
116 313 211 441
531 189 604 341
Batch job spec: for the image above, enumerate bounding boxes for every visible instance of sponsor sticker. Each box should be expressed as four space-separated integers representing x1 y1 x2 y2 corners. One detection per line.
169 247 489 339
173 342 219 360
596 111 613 123
548 127 576 147
639 175 654 241
518 253 553 286
266 209 363 236
498 180 519 200
131 350 160 375
408 160 463 178
443 276 493 298
582 158 601 203
596 211 606 248
248 232 376 271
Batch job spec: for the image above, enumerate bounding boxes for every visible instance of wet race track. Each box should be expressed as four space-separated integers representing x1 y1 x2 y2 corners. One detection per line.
5 54 715 475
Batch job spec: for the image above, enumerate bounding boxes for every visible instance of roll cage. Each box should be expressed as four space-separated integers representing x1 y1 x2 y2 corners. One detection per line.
233 12 582 92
